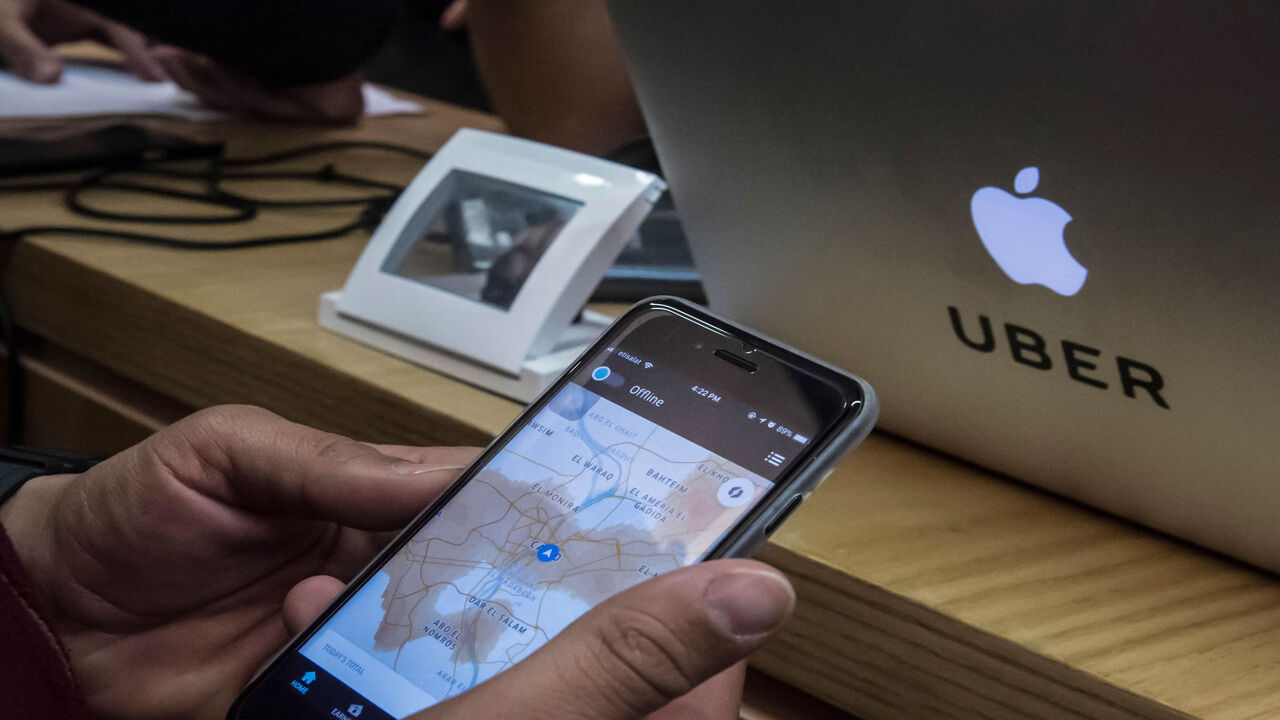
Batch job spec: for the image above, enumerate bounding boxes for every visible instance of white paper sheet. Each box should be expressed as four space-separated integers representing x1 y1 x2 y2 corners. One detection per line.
0 64 423 120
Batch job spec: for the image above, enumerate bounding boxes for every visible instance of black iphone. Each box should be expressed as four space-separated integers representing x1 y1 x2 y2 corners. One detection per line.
228 297 876 720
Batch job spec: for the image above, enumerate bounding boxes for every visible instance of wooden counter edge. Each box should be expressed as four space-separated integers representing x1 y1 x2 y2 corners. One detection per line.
753 542 1196 720
4 240 497 447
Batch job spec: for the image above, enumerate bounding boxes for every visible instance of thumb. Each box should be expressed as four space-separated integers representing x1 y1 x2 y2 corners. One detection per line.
0 19 63 82
421 559 794 720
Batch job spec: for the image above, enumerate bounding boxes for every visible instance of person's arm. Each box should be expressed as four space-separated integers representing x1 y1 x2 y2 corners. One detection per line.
0 0 391 121
0 523 92 720
466 0 647 156
77 0 395 86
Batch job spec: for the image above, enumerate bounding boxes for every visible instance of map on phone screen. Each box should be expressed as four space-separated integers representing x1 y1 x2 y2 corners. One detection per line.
299 382 772 717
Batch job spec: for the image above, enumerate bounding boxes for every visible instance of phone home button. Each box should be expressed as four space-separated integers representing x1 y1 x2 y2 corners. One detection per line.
763 494 804 536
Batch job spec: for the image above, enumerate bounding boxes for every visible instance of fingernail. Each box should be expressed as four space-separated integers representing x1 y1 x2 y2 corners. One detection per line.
704 569 795 638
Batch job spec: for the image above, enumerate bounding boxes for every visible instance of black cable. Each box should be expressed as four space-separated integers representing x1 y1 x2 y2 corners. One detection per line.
61 164 401 220
221 140 433 166
0 200 391 250
0 140 429 431
0 140 430 249
214 166 404 208
0 180 80 193
65 169 257 224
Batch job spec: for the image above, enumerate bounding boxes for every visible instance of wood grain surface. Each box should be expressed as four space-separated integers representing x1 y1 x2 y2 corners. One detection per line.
1 100 1276 720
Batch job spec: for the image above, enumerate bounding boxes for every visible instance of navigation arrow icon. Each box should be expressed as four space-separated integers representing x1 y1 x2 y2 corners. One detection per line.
301 671 316 685
537 544 561 562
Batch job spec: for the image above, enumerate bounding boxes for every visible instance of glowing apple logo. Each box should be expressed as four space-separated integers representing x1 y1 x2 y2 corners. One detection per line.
970 167 1086 296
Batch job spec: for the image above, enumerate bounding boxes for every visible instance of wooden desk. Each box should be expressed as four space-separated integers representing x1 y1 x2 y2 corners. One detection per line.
2 103 1277 720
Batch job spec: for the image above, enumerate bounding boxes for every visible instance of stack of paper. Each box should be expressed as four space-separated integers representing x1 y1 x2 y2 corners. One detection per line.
0 64 422 121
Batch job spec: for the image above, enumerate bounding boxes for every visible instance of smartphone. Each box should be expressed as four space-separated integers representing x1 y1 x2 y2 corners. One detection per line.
228 297 876 720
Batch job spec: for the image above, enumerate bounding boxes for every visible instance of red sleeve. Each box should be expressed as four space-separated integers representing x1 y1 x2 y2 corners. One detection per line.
0 523 92 719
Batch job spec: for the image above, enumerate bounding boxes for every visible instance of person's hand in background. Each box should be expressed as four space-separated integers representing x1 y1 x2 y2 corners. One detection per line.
0 0 164 82
152 45 365 123
440 0 468 31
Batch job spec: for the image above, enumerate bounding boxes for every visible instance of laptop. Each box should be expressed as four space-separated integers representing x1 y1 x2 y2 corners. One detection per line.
609 2 1280 571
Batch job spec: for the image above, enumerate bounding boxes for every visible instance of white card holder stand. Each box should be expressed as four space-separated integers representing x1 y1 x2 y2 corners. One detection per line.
318 129 666 403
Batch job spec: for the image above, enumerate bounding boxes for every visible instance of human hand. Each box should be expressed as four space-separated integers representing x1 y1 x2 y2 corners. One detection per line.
0 405 478 719
398 558 792 720
0 0 164 83
440 0 469 31
277 556 790 720
152 45 365 124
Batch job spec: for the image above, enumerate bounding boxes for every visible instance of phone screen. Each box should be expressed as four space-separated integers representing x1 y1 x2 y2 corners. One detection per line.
235 304 859 720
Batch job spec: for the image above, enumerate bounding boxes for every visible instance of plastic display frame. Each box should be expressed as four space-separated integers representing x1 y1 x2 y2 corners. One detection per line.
321 128 666 401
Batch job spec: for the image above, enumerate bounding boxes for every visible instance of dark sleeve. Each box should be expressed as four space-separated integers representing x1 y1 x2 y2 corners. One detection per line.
78 0 397 86
0 523 93 720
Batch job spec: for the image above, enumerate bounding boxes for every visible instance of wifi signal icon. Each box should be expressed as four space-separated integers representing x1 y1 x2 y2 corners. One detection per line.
643 362 653 370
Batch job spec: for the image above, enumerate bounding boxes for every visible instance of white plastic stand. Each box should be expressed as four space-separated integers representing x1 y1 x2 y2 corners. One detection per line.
317 129 665 403
318 291 614 402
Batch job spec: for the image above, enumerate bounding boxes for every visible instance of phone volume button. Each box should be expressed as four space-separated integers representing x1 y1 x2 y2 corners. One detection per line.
763 494 804 537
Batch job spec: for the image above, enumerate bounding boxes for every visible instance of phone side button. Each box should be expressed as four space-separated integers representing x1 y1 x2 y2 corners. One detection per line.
763 494 804 537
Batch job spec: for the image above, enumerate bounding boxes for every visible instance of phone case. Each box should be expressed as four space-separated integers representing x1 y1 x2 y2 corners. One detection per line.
633 297 879 560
